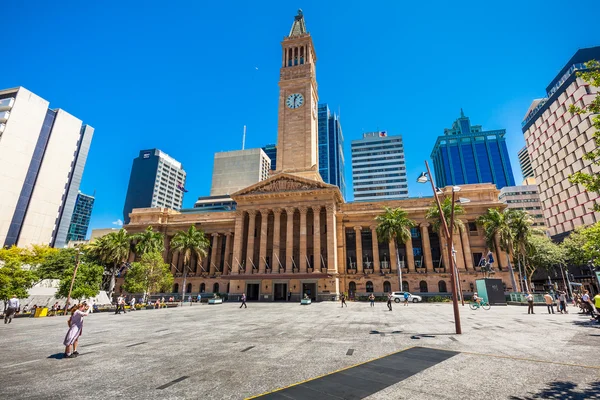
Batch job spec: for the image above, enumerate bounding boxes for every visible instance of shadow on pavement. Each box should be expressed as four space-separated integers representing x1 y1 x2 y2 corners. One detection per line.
510 381 600 399
47 353 65 360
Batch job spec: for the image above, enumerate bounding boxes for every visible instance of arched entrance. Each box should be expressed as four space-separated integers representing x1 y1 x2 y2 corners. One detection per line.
213 283 219 293
420 281 428 293
349 281 356 299
383 281 391 293
438 280 447 293
173 283 179 293
200 283 206 293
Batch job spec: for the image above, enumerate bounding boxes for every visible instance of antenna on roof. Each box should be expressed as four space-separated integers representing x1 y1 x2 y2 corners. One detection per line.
242 125 246 150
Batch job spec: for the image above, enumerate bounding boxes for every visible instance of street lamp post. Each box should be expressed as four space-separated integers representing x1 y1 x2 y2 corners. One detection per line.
65 248 82 316
417 161 462 334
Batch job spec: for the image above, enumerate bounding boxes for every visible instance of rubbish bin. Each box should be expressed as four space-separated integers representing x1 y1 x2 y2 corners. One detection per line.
34 307 48 318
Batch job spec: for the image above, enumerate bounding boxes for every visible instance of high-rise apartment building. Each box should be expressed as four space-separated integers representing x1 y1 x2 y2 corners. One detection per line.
123 149 186 224
518 146 534 180
210 149 271 196
67 192 95 242
499 185 545 228
431 110 515 189
318 104 346 198
351 132 408 201
262 144 277 171
0 87 94 248
521 46 600 240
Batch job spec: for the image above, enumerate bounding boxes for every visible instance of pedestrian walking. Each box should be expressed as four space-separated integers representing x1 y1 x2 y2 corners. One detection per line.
526 292 535 314
369 294 375 307
240 293 247 309
594 292 600 315
130 297 136 311
288 290 292 302
582 291 593 315
63 303 90 358
544 292 555 314
559 291 568 314
340 293 347 307
403 292 409 306
4 294 19 324
115 295 126 314
387 292 393 311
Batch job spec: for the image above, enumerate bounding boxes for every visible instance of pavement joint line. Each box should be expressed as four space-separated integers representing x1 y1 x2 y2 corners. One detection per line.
157 376 189 390
0 359 41 369
444 349 600 370
126 341 148 348
244 346 417 400
241 346 255 352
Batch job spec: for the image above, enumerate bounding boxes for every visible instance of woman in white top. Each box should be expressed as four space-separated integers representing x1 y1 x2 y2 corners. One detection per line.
63 303 90 358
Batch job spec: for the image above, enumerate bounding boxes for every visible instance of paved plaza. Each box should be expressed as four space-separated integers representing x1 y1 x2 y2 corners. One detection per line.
1 302 599 399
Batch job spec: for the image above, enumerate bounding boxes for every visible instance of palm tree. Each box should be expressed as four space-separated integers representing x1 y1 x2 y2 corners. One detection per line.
507 210 535 291
375 207 415 291
170 225 209 302
477 208 520 290
425 197 465 235
132 226 165 256
88 229 131 297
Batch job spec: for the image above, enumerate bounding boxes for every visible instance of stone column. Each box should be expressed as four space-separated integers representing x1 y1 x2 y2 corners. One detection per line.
210 233 219 275
231 211 244 274
313 206 321 272
271 208 282 273
420 223 433 271
354 226 363 273
285 207 295 272
389 240 398 272
370 225 380 273
298 206 308 273
326 205 336 273
258 209 269 274
460 222 473 270
405 235 414 272
223 232 233 275
246 210 257 273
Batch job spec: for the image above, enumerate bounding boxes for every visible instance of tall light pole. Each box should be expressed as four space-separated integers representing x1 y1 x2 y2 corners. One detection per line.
417 162 462 334
65 247 83 315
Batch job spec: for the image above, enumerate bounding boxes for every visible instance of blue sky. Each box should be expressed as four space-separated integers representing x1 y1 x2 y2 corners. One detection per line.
2 1 597 234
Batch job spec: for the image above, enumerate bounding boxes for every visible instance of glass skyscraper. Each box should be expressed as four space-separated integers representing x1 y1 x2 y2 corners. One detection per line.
431 111 515 189
262 144 277 170
318 104 346 198
67 192 95 242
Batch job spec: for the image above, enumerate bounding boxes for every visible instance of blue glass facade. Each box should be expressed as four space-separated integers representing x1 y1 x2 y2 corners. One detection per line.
318 104 346 199
431 112 515 189
262 144 277 170
67 192 95 242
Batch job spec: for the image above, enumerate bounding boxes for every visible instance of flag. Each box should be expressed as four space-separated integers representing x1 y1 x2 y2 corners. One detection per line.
379 131 387 137
177 184 189 193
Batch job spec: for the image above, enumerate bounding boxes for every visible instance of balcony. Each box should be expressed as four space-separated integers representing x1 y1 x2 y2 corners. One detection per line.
0 97 14 111
0 111 9 123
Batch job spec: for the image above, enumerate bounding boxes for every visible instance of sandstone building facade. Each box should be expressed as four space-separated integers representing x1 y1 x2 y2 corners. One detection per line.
124 11 513 300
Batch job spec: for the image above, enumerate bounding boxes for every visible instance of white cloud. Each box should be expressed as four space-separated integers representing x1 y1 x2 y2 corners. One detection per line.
112 219 123 226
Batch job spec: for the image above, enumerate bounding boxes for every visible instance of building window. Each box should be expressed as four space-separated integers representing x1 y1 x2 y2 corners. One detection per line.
200 283 206 293
419 281 428 293
349 281 356 296
473 253 483 267
383 281 391 293
438 281 447 293
173 283 179 293
213 283 219 293
186 283 192 294
366 281 374 293
402 281 409 292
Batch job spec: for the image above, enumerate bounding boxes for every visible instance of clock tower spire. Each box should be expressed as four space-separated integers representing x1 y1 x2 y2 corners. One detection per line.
275 9 321 181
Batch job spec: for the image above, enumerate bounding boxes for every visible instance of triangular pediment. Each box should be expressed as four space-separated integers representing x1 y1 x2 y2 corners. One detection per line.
232 173 336 197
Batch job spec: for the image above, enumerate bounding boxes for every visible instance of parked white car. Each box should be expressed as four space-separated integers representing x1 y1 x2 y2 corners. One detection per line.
391 292 422 303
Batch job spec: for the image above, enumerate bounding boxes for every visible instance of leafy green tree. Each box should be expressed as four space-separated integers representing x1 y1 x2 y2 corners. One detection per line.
524 235 564 290
170 226 209 300
0 261 38 306
57 262 103 301
132 226 164 256
568 60 600 210
425 196 465 234
36 248 77 281
561 227 590 267
123 252 173 302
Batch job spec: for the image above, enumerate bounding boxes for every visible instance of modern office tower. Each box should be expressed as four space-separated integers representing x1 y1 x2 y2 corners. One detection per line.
499 185 546 228
210 149 271 196
518 146 534 180
351 132 408 201
522 46 600 240
262 144 277 171
122 149 186 224
318 104 346 198
67 192 95 242
0 87 94 248
431 110 515 189
192 195 236 212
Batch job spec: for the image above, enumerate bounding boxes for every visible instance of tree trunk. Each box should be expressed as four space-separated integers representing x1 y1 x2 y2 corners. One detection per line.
108 263 117 298
394 240 402 292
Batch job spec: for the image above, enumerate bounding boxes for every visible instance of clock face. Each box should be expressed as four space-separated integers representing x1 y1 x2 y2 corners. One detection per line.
286 93 304 109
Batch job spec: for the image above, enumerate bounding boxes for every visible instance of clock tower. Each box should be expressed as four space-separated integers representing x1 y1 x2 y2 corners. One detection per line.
275 10 321 181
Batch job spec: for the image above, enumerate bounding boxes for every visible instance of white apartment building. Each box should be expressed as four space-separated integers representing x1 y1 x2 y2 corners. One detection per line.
0 87 94 248
123 149 186 224
210 149 271 196
351 132 408 201
499 185 546 228
521 46 600 240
